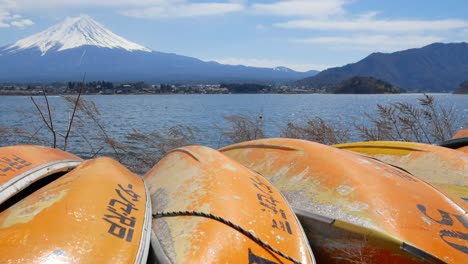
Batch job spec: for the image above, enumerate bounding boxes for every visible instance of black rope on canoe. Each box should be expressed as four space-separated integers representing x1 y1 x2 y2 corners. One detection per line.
365 156 415 176
153 211 301 264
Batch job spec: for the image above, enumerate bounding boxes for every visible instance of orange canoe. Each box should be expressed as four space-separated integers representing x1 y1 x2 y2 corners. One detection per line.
144 145 315 264
0 157 151 263
453 128 468 139
220 138 468 264
0 145 82 206
333 141 468 200
440 128 468 153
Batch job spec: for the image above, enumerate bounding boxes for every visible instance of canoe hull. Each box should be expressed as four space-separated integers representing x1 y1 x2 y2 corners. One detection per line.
333 141 468 200
0 145 82 205
0 157 151 263
220 138 468 263
144 146 315 264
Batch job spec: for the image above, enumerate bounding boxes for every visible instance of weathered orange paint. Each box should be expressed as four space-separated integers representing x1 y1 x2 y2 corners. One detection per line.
453 129 468 139
0 145 82 206
450 129 468 153
457 146 468 153
334 141 468 200
144 145 315 264
220 138 468 264
0 145 81 185
0 157 151 263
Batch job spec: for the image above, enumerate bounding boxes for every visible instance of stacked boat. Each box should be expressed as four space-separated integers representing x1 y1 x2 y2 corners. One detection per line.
220 138 467 263
0 130 466 263
0 146 152 263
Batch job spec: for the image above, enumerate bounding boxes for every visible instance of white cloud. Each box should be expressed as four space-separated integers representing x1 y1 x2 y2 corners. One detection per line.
11 0 173 9
10 18 33 27
0 1 34 28
10 0 245 18
294 34 444 52
276 18 468 33
123 2 245 18
209 57 331 71
273 7 468 52
252 0 347 18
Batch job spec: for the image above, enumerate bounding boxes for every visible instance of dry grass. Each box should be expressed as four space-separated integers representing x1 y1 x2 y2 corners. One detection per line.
356 94 459 143
222 114 265 143
123 125 198 174
65 95 199 174
4 92 461 174
281 117 351 145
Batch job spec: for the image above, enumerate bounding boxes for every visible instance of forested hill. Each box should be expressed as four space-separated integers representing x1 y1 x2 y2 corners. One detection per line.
332 76 400 94
454 81 468 94
296 42 468 92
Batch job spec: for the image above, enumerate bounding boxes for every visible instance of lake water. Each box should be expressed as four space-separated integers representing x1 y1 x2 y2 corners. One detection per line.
1 94 467 157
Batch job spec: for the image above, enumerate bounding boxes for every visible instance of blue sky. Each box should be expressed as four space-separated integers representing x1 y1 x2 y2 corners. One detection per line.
1 0 468 71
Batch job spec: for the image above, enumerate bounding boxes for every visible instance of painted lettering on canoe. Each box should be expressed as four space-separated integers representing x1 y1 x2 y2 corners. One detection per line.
250 175 293 235
103 183 141 242
417 204 468 254
0 155 32 177
248 248 277 264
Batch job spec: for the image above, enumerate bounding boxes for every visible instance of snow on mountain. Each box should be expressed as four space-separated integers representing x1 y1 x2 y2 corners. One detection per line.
4 15 151 55
273 66 294 72
0 15 318 83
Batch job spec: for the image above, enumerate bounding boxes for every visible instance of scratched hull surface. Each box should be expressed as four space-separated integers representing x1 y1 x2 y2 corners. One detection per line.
333 141 468 200
144 145 315 264
0 157 151 264
220 138 468 264
0 145 82 205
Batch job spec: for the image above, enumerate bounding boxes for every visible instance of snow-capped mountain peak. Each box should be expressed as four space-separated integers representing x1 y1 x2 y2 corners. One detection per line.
5 15 151 55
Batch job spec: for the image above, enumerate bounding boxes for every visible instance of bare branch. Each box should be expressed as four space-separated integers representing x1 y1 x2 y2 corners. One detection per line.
30 95 57 148
41 88 57 148
64 75 85 151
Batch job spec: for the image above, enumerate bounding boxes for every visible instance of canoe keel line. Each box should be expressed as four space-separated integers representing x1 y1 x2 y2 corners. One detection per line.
144 145 315 263
153 210 301 264
220 138 468 263
333 141 468 200
1 140 466 263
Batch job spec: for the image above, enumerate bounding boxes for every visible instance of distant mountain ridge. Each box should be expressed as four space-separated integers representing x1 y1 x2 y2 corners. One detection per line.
0 15 318 83
297 43 468 92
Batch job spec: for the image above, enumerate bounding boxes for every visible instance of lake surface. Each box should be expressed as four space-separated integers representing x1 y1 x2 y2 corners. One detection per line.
1 94 467 157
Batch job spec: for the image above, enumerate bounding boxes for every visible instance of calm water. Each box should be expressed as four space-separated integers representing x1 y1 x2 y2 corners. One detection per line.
1 94 467 156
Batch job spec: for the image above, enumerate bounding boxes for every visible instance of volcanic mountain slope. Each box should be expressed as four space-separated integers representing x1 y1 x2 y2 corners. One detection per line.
296 42 468 92
0 15 317 83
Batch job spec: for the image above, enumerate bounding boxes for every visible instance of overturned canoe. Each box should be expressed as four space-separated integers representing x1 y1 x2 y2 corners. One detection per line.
333 141 468 200
440 138 468 153
453 128 468 139
220 138 468 264
0 145 82 206
144 145 315 264
440 128 468 153
0 157 151 263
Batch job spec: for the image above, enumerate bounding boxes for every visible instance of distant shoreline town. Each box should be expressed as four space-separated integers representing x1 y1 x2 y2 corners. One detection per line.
0 82 325 96
2 75 467 96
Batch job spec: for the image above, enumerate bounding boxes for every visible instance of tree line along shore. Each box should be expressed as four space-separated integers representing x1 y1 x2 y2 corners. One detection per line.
8 76 465 96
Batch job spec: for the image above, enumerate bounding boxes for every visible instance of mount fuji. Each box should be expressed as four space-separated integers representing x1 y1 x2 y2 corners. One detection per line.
0 15 317 83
